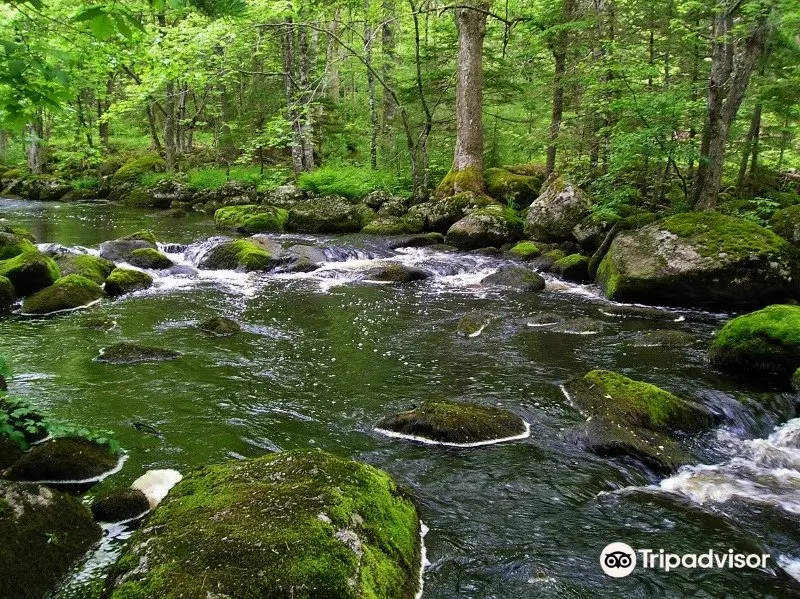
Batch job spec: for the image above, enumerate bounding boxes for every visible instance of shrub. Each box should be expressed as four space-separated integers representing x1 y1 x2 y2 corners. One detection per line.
297 165 407 199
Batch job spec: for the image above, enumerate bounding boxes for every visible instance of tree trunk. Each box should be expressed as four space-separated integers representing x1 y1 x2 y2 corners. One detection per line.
299 26 315 171
365 0 378 169
436 2 488 197
284 21 303 177
26 115 45 174
545 0 574 177
381 0 397 128
164 80 177 171
736 103 762 192
327 11 341 102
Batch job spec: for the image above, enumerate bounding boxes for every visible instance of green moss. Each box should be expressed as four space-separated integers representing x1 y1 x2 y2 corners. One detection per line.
544 249 567 261
200 238 279 272
105 450 421 599
708 304 800 376
484 167 540 206
198 315 241 336
0 251 60 296
21 274 104 315
110 155 165 188
553 253 590 282
770 205 800 244
457 312 491 337
434 165 485 198
128 248 173 269
104 268 153 297
6 437 118 482
122 230 158 244
508 241 540 260
0 276 14 311
91 489 150 523
481 266 545 291
214 204 289 233
362 216 423 235
96 342 180 364
120 188 154 207
793 368 800 392
0 231 37 260
54 254 115 285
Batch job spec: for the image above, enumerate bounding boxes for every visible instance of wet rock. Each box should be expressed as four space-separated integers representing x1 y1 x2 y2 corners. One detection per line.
0 436 22 469
376 399 528 445
553 317 603 335
457 312 491 337
552 254 590 283
0 230 37 261
103 451 422 599
104 268 153 297
214 204 289 234
148 179 190 209
484 166 542 206
198 315 241 336
445 203 523 250
0 276 14 311
595 213 798 308
563 370 714 473
283 245 328 272
0 480 102 599
572 216 607 252
77 315 118 331
362 215 424 235
529 249 565 273
5 437 119 483
96 342 180 364
53 253 115 285
287 196 376 233
160 207 187 218
470 247 501 256
99 230 158 263
363 263 430 284
127 248 174 270
406 191 494 233
632 330 695 348
526 312 564 327
708 304 800 376
481 266 545 292
387 233 444 249
525 175 592 242
598 304 683 322
91 488 150 523
0 251 60 296
507 241 540 261
21 274 104 315
199 237 282 272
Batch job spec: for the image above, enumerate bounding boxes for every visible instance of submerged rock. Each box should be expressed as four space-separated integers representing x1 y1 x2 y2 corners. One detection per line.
598 304 683 322
198 315 241 336
282 244 328 272
553 317 603 335
632 330 695 348
53 253 115 285
457 311 491 337
21 274 104 315
563 370 714 472
214 204 289 234
104 268 153 297
525 175 592 242
552 254 590 283
0 480 102 599
481 266 545 292
445 203 522 250
595 213 798 308
363 263 430 284
708 304 800 376
376 399 528 445
96 342 180 364
91 488 150 523
288 196 376 233
103 451 422 599
199 237 282 272
0 251 60 296
526 312 564 327
5 437 119 483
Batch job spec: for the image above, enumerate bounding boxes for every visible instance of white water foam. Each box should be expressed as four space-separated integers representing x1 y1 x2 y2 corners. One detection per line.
375 419 531 448
416 521 430 599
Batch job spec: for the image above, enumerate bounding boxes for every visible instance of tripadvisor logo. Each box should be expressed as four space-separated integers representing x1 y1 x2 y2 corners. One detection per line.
600 542 770 578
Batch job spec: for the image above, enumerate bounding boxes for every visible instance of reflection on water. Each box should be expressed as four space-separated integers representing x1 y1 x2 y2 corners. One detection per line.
2 197 800 598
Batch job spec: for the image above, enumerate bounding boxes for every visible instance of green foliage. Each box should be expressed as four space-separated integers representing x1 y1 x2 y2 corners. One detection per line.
72 175 99 190
298 166 407 199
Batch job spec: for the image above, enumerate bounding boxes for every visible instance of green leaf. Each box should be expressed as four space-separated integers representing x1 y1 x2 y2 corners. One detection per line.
89 13 117 41
73 6 107 23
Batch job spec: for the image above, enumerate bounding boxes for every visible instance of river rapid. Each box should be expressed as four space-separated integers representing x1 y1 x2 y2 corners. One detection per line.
2 198 800 598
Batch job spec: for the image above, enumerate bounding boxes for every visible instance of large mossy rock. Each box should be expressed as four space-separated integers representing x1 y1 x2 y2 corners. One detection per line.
5 437 119 483
445 203 522 250
103 450 422 599
91 488 150 523
484 167 542 206
199 237 282 271
21 274 103 315
481 266 545 291
708 304 800 376
287 197 376 233
508 241 541 261
96 342 180 364
53 253 115 285
376 399 527 445
552 253 590 283
525 175 592 242
0 251 60 296
362 215 424 236
0 231 37 261
595 212 798 308
214 204 289 234
0 480 102 599
109 155 165 203
563 370 714 472
127 247 173 269
770 205 800 244
104 268 153 297
98 230 158 263
0 276 15 311
406 191 494 233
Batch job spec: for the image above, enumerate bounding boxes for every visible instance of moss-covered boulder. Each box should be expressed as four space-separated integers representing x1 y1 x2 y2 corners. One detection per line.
564 370 713 472
21 274 104 315
481 266 545 291
0 480 102 598
362 215 424 235
770 205 800 244
287 196 377 233
445 203 523 250
0 230 37 261
103 450 422 599
91 488 150 523
508 241 540 260
406 191 494 233
0 436 22 469
552 253 590 283
484 167 542 206
0 251 60 297
376 399 528 445
109 155 165 203
5 437 119 483
53 253 115 285
0 276 14 311
596 213 798 307
198 315 241 336
378 198 410 217
363 263 430 284
199 237 282 272
457 311 491 337
96 342 180 364
708 304 800 376
127 247 173 269
99 230 158 263
525 175 592 242
104 268 153 297
214 204 289 234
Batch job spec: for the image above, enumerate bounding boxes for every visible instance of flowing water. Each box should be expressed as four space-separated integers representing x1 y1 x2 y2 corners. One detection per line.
2 198 800 598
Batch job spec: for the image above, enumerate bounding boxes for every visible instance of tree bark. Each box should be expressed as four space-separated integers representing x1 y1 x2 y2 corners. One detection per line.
299 25 315 171
327 10 341 102
545 0 574 177
365 0 378 169
26 114 45 174
736 103 762 192
381 0 397 128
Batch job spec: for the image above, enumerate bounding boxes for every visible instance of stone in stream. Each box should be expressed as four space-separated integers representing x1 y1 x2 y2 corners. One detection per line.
0 230 37 260
103 451 423 599
375 399 529 446
20 274 104 315
53 253 115 285
445 203 523 250
131 469 183 509
553 317 603 335
95 342 180 364
0 250 60 296
214 204 289 234
595 212 798 308
363 263 430 284
362 215 424 235
78 315 118 331
91 488 151 523
526 312 564 327
631 330 695 348
0 480 102 599
126 247 174 270
5 437 120 483
457 311 491 337
481 266 545 292
104 267 154 297
197 315 241 336
598 304 683 322
563 370 714 473
98 229 159 263
387 233 445 249
199 237 282 272
507 240 541 261
552 253 590 283
0 275 15 311
708 304 800 377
